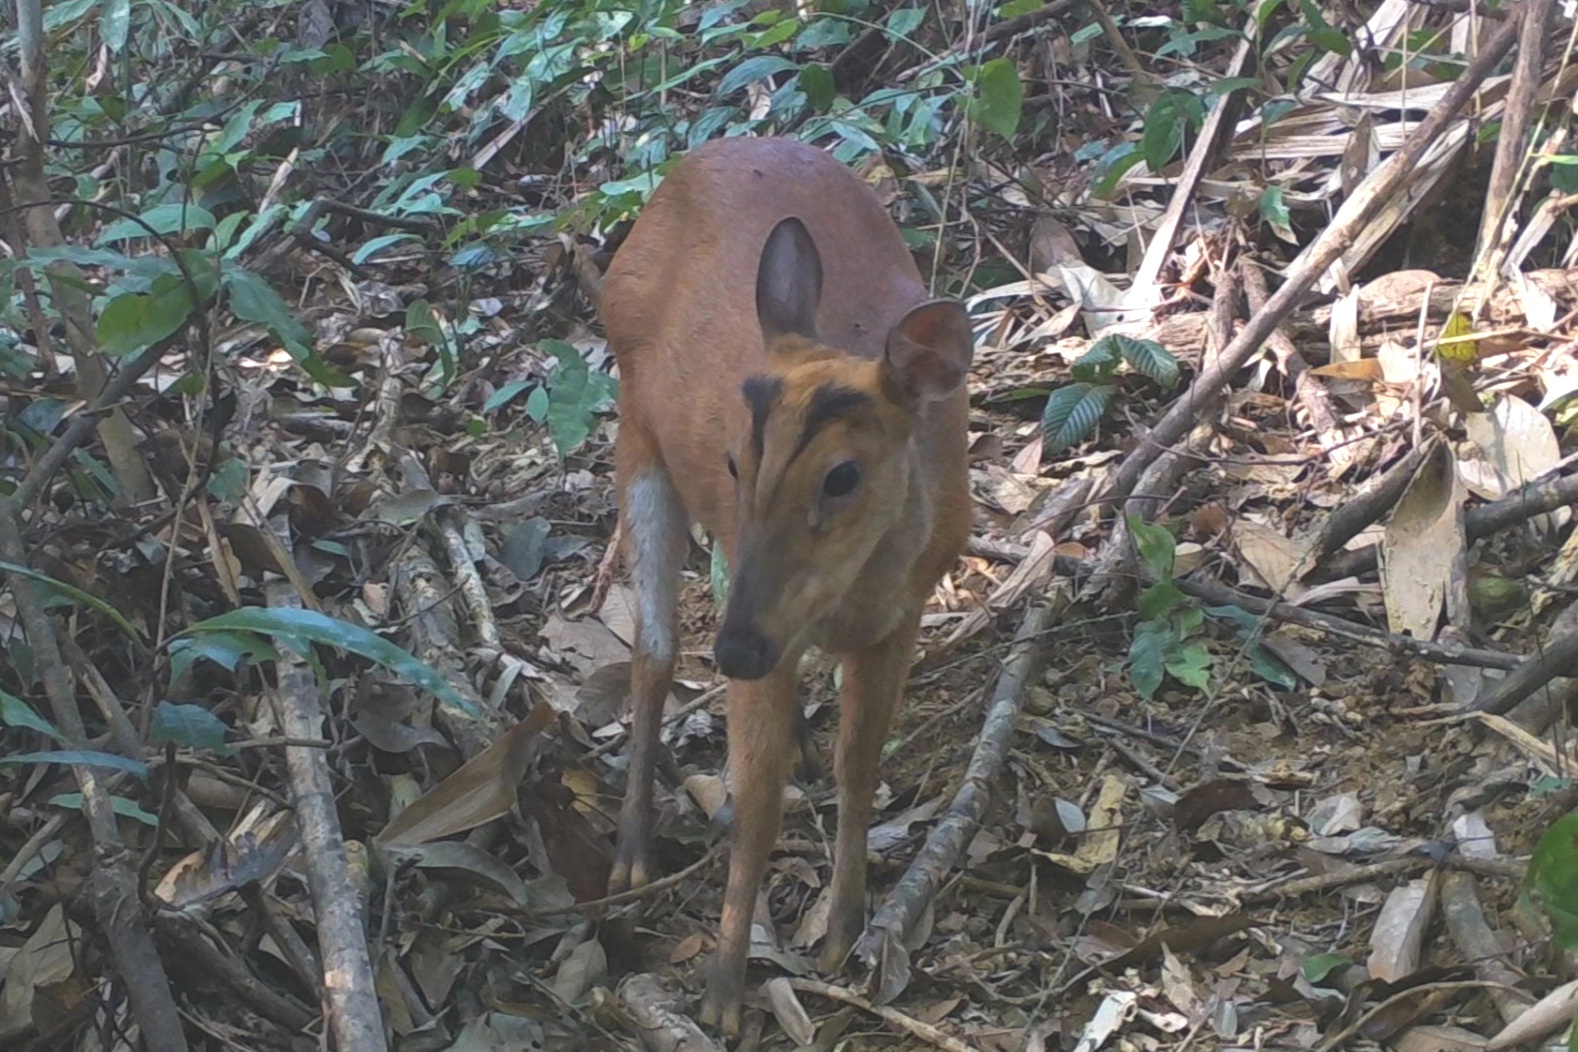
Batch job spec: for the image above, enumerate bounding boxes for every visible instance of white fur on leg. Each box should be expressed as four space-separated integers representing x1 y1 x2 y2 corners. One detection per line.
623 471 687 664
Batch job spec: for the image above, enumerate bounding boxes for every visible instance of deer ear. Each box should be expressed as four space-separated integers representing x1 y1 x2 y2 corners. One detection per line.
884 300 973 403
756 218 823 341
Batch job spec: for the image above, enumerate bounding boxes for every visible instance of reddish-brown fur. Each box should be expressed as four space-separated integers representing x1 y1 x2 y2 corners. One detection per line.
600 136 973 1034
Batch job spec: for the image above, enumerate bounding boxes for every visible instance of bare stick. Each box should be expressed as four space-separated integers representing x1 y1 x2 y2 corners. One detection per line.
1472 621 1578 715
265 581 390 1052
1317 469 1578 581
1474 0 1557 269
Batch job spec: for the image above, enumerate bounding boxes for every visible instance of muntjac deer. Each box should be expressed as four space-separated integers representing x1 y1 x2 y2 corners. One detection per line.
600 136 974 1033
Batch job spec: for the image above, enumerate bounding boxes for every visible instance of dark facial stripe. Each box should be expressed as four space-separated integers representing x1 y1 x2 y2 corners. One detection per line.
795 383 873 458
741 374 783 459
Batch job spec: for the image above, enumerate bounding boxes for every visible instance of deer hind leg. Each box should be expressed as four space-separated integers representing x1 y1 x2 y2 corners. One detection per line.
820 613 920 972
608 441 688 893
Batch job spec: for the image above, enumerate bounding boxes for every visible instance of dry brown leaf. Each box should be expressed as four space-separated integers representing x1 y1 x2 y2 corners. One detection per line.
1366 873 1438 983
376 702 555 847
1380 442 1462 639
668 932 707 964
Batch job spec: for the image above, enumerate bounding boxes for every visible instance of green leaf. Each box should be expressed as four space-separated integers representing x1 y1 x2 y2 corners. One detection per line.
717 56 800 98
354 232 421 265
178 608 477 715
1128 515 1177 579
49 792 159 825
98 203 218 245
1298 0 1353 55
1165 638 1212 689
1092 145 1146 197
1128 620 1171 699
206 456 249 501
541 340 616 459
711 540 730 606
1260 185 1292 229
0 750 148 777
1137 580 1186 621
220 269 315 364
886 7 925 39
1114 335 1181 388
1040 382 1111 455
1142 90 1204 172
150 701 234 755
966 57 1023 140
1302 953 1352 983
1 689 62 740
101 0 130 51
800 64 836 112
484 380 533 414
1249 643 1299 690
1527 809 1578 951
97 275 197 355
0 560 144 641
1072 338 1122 383
525 385 549 423
1206 76 1262 99
168 631 278 684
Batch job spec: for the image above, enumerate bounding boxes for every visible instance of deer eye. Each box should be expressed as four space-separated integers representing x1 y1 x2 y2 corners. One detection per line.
726 453 738 479
823 461 860 498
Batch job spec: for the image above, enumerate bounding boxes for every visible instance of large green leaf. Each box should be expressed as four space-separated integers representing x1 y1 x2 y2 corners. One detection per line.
97 274 197 356
966 57 1022 140
1040 382 1111 455
541 340 616 459
1128 619 1172 700
1527 809 1578 951
1 689 61 741
717 56 799 98
0 560 144 641
150 701 235 756
1072 338 1122 384
1127 515 1177 579
1113 335 1181 388
179 608 477 714
98 203 218 245
223 268 313 354
0 749 148 777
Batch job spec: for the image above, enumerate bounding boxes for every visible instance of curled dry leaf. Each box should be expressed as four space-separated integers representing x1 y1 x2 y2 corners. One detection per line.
1463 395 1565 533
1380 442 1462 639
762 977 815 1046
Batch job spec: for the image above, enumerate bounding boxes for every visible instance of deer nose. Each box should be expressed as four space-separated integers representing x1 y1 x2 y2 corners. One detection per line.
714 622 780 680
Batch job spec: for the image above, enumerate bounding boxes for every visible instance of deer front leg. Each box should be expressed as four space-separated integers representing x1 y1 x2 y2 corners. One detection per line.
820 615 919 972
700 664 798 1035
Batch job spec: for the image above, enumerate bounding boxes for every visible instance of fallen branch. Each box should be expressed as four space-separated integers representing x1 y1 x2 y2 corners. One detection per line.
1172 576 1522 671
265 581 389 1052
1486 978 1578 1051
1317 469 1578 581
1471 619 1578 715
854 601 1053 999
